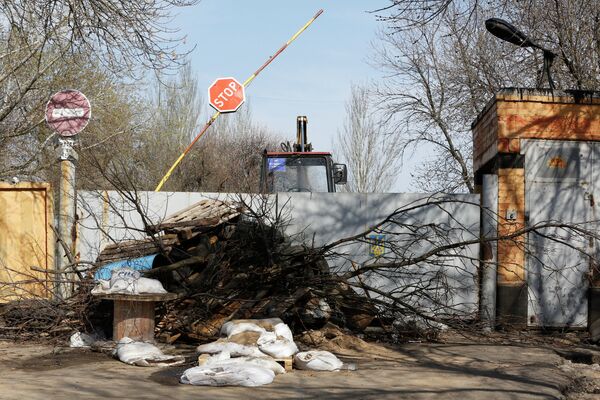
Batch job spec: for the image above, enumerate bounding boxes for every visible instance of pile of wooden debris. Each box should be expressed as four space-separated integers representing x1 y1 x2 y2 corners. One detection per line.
94 199 376 343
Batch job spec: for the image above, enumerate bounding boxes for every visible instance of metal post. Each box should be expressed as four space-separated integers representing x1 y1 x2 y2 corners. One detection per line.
56 138 78 299
480 174 498 330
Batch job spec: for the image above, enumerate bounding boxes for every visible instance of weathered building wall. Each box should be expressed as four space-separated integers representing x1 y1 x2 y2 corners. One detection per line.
473 89 600 173
472 88 600 328
496 168 526 283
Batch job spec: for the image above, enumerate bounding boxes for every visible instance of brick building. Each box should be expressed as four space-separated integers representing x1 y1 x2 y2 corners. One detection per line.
473 88 600 335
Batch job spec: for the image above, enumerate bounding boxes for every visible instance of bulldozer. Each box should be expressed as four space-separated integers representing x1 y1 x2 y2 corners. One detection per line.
260 116 347 193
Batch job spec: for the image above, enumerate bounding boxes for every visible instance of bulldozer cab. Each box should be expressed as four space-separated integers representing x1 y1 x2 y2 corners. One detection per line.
260 116 347 193
261 151 343 192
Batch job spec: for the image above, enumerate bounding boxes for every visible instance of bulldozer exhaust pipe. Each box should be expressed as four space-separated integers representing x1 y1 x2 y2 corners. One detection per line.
296 116 308 152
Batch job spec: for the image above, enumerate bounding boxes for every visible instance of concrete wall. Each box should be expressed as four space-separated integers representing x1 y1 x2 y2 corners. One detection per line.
77 191 481 317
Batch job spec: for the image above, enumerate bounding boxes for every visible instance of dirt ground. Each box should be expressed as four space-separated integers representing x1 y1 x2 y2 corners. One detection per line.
0 333 599 400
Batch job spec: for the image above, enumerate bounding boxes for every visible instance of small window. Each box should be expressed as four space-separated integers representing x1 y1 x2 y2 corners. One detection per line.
266 156 329 192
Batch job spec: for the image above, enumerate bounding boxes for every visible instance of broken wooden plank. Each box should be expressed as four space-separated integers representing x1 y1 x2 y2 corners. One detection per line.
274 357 293 372
97 234 179 263
148 199 243 233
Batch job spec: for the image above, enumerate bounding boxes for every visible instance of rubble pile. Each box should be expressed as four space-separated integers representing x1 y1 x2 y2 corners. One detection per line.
95 199 376 343
0 199 376 342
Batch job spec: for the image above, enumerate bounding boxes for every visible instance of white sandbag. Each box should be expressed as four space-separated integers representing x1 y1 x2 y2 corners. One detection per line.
134 277 167 294
220 321 266 338
220 318 284 334
257 331 298 358
69 332 97 348
111 267 140 283
197 340 266 358
180 364 275 387
203 354 286 375
235 357 286 375
294 350 344 371
198 351 231 365
228 331 263 345
110 268 140 291
90 279 111 295
91 268 167 295
115 337 185 367
257 331 276 343
273 323 294 342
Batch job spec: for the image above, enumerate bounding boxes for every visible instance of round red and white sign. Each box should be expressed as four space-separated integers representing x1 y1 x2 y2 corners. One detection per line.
45 89 91 136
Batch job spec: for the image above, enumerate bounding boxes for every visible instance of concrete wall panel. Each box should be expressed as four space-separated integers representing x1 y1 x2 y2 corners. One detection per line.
77 191 480 317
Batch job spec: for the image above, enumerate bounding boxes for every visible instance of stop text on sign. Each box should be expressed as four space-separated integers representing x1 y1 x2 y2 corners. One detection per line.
213 81 239 108
208 77 245 113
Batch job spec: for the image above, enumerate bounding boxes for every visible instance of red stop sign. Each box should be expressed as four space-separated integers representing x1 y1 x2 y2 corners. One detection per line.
208 77 245 113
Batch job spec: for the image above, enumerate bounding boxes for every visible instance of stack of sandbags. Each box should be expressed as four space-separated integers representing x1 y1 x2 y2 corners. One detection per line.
91 268 167 295
181 352 285 387
197 318 298 359
181 318 297 387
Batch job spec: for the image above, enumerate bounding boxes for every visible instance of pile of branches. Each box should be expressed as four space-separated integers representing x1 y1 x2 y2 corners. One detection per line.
148 216 376 343
0 198 377 343
0 281 100 341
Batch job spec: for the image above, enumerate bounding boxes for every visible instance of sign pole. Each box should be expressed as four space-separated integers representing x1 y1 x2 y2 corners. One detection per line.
56 138 78 299
154 9 324 192
45 89 91 299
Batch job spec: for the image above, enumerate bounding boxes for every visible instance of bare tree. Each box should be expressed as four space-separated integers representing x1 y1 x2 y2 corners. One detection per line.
376 24 480 193
335 84 402 193
0 1 198 73
375 0 600 84
87 101 282 193
374 0 600 192
125 62 204 190
186 107 282 193
0 0 198 180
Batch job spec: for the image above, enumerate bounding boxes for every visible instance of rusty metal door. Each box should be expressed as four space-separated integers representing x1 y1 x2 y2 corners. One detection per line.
0 183 53 300
524 140 591 327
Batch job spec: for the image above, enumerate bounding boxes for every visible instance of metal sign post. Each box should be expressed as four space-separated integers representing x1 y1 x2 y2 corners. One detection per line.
56 138 78 298
45 89 91 299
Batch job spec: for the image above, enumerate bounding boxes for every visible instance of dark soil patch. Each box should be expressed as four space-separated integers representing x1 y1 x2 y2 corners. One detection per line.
148 366 189 386
556 349 600 365
13 348 113 371
564 375 600 398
